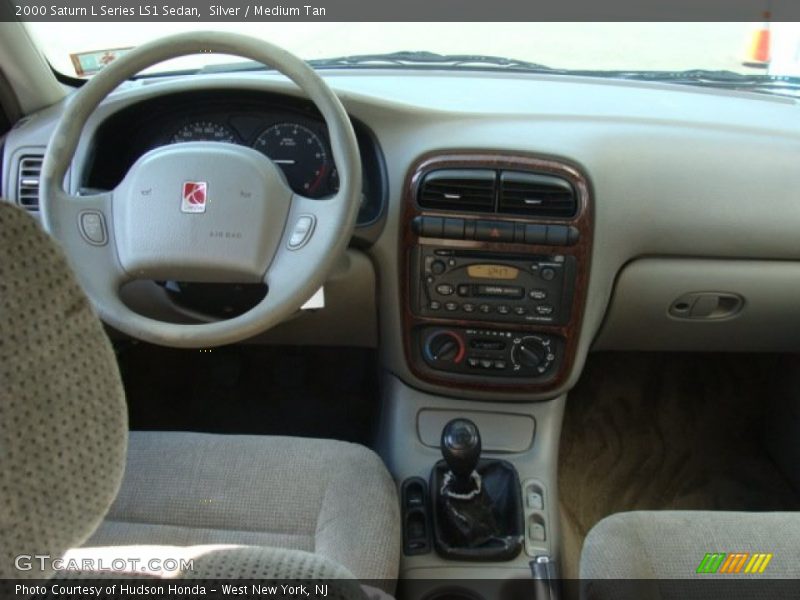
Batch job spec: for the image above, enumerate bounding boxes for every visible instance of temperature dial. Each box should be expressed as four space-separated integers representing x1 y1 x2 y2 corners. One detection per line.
423 330 466 365
511 335 554 373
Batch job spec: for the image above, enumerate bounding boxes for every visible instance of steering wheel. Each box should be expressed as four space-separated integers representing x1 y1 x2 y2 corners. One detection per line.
40 32 362 348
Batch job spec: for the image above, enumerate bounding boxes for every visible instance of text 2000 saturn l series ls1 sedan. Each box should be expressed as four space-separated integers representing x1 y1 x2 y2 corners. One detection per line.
2 18 800 600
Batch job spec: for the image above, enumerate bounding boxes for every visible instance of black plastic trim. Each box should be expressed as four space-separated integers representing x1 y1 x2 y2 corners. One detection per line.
401 477 433 556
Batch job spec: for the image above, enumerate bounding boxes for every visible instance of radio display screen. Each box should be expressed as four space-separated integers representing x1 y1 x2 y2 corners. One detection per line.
466 264 519 280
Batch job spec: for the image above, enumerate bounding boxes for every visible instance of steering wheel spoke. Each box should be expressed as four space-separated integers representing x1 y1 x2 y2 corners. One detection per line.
263 191 350 290
42 188 131 322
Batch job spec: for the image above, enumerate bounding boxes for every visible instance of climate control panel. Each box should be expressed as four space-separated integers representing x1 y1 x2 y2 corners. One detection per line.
419 326 562 380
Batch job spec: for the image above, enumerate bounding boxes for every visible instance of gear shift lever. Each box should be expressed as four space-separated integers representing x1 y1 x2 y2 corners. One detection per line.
441 418 482 494
431 418 525 559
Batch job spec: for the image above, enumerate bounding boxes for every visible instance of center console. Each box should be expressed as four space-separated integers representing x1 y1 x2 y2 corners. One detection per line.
379 377 566 600
388 150 592 600
400 151 593 394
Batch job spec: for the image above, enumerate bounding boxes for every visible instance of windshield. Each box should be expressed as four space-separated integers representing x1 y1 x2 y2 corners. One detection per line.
26 22 800 83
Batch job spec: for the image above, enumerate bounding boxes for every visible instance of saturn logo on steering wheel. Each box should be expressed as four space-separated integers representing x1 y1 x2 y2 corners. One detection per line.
181 181 207 213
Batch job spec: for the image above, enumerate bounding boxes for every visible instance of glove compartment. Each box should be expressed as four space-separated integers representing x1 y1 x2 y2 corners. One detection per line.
594 258 800 352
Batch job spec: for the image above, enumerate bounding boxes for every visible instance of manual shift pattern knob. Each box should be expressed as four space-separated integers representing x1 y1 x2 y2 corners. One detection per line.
441 418 482 480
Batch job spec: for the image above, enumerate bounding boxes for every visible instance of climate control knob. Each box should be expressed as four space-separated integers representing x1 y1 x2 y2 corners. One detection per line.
511 336 547 369
423 330 466 365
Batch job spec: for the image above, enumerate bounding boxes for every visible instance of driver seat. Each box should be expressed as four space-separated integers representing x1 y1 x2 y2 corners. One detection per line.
0 201 399 593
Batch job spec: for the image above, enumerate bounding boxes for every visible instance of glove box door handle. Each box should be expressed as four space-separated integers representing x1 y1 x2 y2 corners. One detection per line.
669 292 744 320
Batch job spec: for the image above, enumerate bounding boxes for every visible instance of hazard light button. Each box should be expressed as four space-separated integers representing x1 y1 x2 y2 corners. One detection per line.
475 220 513 242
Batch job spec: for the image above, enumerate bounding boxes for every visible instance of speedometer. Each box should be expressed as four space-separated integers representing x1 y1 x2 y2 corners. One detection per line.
252 123 331 198
171 121 237 144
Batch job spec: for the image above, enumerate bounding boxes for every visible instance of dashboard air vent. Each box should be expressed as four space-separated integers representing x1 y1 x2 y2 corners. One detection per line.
499 171 576 218
418 169 496 211
16 155 44 210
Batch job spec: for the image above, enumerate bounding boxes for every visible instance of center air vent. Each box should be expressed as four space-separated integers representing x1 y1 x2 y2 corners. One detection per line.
499 171 576 218
418 169 496 211
417 167 578 219
16 155 44 210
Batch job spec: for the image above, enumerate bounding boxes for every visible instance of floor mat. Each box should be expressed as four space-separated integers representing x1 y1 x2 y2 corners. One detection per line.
558 352 800 578
116 342 379 445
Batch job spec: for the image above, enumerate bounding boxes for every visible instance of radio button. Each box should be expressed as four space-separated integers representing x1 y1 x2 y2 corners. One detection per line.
463 303 476 313
497 305 511 315
467 357 480 368
494 360 507 370
540 268 556 281
429 301 441 310
478 304 492 314
529 289 548 300
457 284 471 297
431 260 446 275
514 306 528 315
436 284 455 296
480 359 494 369
445 302 459 311
536 304 555 316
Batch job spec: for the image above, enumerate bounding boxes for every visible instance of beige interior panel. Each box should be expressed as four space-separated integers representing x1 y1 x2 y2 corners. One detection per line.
595 258 800 352
417 409 535 453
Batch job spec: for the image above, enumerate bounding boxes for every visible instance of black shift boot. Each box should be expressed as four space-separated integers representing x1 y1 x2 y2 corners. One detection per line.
431 419 524 561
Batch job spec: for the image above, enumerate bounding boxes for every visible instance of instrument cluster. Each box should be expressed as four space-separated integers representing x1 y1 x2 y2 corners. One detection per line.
84 90 386 229
169 119 338 199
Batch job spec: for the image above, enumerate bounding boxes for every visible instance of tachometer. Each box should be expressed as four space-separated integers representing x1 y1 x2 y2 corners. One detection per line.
171 121 237 143
252 123 331 198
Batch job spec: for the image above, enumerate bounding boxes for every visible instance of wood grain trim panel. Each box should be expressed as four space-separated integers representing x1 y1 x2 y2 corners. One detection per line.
399 150 593 394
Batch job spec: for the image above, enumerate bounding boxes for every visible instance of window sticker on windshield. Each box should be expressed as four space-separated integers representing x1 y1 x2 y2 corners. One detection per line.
69 48 132 77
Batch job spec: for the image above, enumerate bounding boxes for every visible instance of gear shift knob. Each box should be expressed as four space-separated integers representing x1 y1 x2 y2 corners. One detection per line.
441 418 482 481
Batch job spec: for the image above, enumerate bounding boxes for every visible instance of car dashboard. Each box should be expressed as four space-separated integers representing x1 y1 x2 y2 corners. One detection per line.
3 69 800 401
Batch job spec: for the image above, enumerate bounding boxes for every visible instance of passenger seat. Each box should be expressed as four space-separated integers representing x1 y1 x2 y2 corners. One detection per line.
580 511 798 598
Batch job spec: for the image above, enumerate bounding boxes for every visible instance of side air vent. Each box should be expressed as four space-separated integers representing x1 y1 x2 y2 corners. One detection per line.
498 171 576 218
418 169 496 211
17 155 44 210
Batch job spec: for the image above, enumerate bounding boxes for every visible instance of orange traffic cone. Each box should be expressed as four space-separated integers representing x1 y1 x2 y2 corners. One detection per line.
743 13 771 67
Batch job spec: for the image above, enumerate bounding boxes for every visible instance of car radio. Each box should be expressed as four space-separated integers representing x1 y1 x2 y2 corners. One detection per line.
411 247 577 325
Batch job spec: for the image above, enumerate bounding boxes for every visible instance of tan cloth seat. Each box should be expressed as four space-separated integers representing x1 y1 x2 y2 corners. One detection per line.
579 510 800 600
581 510 800 580
84 431 400 584
0 201 399 594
